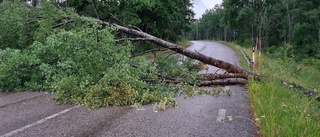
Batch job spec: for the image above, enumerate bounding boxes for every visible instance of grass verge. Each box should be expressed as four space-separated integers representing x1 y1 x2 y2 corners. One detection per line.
221 41 320 137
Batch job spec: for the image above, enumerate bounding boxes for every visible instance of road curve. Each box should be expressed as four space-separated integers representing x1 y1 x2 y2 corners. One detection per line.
0 41 255 137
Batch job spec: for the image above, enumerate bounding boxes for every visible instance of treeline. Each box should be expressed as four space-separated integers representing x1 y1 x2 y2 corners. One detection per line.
64 0 194 42
189 0 320 59
0 0 194 49
0 0 195 57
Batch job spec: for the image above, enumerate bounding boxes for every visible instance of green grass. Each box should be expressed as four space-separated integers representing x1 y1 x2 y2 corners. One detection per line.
176 39 193 48
249 80 320 137
221 41 320 137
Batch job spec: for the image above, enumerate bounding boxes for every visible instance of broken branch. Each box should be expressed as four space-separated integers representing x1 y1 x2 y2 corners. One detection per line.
198 73 248 80
143 78 247 86
198 79 248 87
115 38 153 42
130 48 169 58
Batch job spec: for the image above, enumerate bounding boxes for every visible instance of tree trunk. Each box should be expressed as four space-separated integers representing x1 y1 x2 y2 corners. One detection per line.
198 73 247 80
196 25 199 40
318 29 320 45
224 27 227 41
143 79 248 86
198 79 248 87
286 2 291 44
93 19 260 80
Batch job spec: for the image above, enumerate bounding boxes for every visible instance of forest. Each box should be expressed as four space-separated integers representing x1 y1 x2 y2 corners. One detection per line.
190 0 320 61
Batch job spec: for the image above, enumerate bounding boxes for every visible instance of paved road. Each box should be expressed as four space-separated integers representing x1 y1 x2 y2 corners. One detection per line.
0 41 255 137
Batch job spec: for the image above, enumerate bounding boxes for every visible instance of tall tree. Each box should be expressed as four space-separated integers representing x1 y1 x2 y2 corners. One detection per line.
193 0 320 59
63 0 194 42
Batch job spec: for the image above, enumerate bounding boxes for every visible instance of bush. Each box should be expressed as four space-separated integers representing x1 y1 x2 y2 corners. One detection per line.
0 48 42 91
26 25 181 109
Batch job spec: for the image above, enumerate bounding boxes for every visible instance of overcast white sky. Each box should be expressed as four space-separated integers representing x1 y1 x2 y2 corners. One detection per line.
193 0 222 19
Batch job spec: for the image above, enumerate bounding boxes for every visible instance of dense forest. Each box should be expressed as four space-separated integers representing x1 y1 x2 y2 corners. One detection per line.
190 0 320 60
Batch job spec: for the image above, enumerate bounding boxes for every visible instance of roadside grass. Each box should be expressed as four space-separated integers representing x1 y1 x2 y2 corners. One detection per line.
218 41 250 70
220 41 320 137
249 80 320 137
176 39 193 48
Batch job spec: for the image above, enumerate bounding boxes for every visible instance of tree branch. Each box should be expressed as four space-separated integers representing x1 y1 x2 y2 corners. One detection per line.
115 38 153 42
91 0 100 19
130 48 169 58
198 79 248 87
198 73 248 80
142 78 248 86
52 19 75 29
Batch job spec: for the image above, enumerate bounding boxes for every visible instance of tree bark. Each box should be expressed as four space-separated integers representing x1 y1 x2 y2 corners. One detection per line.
198 73 247 80
198 79 248 87
93 19 260 80
286 1 292 44
143 79 248 86
318 29 320 45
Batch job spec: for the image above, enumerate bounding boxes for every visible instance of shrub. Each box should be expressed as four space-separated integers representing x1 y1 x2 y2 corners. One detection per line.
0 48 42 91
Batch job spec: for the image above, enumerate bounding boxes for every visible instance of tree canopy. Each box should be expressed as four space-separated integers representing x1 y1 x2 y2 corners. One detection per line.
64 0 194 42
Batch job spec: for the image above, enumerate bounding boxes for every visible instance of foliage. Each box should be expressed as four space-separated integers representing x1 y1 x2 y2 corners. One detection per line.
197 86 231 97
0 1 38 49
31 25 120 85
154 55 203 84
0 48 42 91
64 0 194 42
63 0 195 58
28 24 179 109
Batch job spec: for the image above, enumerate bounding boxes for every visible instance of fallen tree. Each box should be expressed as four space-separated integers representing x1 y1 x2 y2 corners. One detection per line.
198 73 248 81
143 78 248 87
36 15 258 85
22 1 259 85
93 18 260 81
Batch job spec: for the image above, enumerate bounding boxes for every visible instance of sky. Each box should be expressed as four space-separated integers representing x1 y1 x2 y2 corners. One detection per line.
193 0 222 19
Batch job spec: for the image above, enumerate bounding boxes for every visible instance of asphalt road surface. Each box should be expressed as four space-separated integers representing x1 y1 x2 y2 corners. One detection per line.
0 41 256 137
